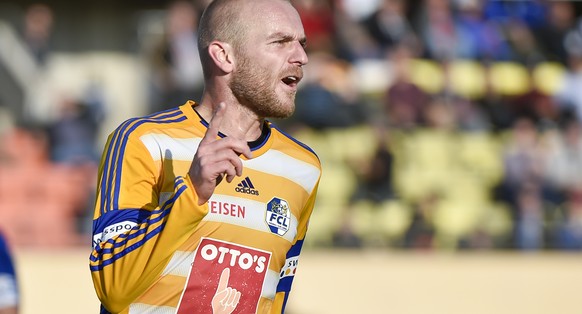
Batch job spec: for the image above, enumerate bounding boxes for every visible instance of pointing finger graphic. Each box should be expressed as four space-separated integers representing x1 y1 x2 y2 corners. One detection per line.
217 267 230 291
212 268 241 314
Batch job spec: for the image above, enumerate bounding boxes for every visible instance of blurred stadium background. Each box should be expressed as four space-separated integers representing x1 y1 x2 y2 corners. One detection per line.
1 0 582 313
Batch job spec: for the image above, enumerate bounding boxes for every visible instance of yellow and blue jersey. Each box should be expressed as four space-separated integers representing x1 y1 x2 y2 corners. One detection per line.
90 101 321 314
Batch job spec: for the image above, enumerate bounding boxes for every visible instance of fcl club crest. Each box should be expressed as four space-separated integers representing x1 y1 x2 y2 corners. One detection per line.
265 197 291 236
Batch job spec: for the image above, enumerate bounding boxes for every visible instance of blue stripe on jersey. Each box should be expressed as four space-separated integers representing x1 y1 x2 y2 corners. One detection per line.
278 276 293 312
100 108 184 214
250 125 271 152
0 232 15 275
270 124 319 159
91 179 186 263
91 219 167 271
100 305 112 314
92 208 151 237
94 203 171 257
100 107 182 215
286 239 304 259
112 114 187 210
276 239 305 311
90 178 187 270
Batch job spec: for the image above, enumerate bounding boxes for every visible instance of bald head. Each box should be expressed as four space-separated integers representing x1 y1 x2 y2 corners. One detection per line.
197 0 293 78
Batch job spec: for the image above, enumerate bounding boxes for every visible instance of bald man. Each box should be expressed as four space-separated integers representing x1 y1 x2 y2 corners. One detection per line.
89 0 321 313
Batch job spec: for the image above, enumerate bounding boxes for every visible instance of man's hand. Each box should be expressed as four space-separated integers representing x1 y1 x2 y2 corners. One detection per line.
189 102 252 205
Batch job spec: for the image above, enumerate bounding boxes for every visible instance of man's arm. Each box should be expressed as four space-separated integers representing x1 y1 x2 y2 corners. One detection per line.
91 105 251 313
90 118 207 313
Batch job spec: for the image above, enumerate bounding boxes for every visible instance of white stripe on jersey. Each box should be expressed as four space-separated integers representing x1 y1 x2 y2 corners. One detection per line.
161 251 196 277
244 150 320 193
0 274 17 308
140 133 319 194
261 269 280 300
205 194 298 243
140 134 199 162
129 303 176 314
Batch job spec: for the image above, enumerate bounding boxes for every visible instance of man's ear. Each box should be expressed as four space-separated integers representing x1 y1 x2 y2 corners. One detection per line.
208 41 235 74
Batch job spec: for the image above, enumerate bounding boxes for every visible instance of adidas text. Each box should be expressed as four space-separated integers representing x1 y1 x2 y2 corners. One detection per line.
235 186 260 196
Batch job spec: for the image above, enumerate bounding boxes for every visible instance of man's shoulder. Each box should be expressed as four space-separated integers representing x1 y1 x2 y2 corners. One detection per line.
109 106 189 138
270 124 320 167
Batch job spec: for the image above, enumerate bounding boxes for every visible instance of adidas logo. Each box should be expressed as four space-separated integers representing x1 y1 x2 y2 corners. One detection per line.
235 177 260 196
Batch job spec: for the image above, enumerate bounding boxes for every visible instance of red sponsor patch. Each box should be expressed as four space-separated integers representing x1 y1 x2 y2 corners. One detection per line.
177 238 272 314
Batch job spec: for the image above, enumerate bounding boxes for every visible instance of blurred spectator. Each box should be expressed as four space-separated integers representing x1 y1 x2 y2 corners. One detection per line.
332 0 382 61
478 74 513 132
454 0 511 61
294 53 366 129
21 3 54 66
46 90 104 164
404 193 438 249
147 0 204 112
553 188 582 250
503 20 545 66
512 182 548 250
450 96 488 131
349 131 395 204
0 3 54 123
483 0 547 30
332 212 363 248
382 43 429 129
534 1 575 65
361 0 417 56
496 117 557 216
508 71 559 130
293 0 336 54
556 35 582 123
0 230 18 314
414 0 459 61
545 118 582 192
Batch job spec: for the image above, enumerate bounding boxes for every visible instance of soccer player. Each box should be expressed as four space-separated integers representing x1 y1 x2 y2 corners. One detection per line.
89 0 321 313
0 231 18 314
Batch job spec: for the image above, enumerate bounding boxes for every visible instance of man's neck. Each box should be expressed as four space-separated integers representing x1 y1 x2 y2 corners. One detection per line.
197 95 264 142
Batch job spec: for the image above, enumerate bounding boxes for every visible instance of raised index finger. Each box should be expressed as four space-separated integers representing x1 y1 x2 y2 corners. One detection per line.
217 267 230 291
202 102 226 143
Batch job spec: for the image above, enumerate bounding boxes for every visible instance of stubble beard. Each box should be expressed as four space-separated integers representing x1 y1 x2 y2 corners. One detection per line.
230 53 296 119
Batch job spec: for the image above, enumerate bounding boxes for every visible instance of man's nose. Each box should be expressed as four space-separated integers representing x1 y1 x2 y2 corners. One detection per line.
290 41 308 66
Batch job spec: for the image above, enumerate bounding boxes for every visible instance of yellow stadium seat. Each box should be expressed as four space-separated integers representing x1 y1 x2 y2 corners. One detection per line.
533 62 566 96
432 199 482 249
317 161 357 207
409 59 445 94
488 62 531 96
448 60 487 99
340 125 379 163
480 202 513 238
457 132 503 187
375 200 413 241
303 202 343 247
349 200 384 246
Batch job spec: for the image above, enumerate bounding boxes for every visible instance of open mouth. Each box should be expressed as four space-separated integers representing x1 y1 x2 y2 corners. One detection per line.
281 75 301 87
